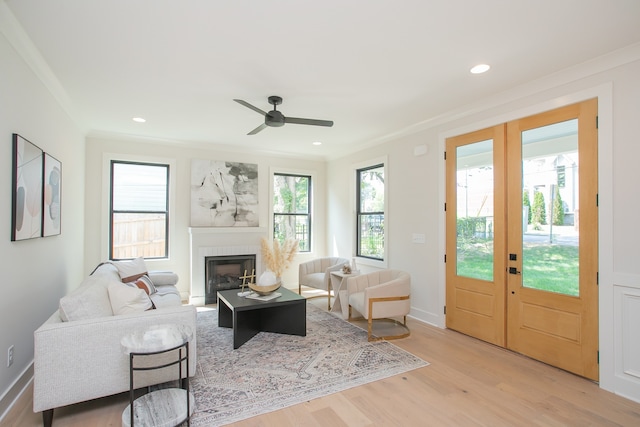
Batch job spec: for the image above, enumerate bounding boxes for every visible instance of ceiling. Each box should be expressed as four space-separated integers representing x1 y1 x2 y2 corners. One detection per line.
4 0 640 160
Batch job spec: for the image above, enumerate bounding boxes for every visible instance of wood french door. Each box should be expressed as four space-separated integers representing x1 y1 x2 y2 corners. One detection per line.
445 125 507 346
446 99 599 380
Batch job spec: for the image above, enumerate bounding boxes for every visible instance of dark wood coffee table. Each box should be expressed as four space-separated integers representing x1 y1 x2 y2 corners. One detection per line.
217 287 306 349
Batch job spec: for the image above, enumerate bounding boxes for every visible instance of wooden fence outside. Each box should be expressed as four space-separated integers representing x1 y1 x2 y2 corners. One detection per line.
112 214 166 259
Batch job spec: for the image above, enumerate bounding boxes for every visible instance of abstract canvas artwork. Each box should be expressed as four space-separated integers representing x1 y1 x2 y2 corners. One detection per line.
43 153 62 237
190 159 259 227
11 134 43 241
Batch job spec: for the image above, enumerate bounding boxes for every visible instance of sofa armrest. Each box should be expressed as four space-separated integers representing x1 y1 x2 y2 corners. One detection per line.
148 270 179 286
33 305 196 413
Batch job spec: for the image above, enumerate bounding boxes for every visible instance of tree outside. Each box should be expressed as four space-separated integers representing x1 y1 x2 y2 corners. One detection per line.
273 174 310 251
531 190 546 229
523 190 532 224
552 185 565 226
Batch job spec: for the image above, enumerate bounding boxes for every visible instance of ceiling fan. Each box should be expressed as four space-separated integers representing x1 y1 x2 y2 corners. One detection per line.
234 95 334 135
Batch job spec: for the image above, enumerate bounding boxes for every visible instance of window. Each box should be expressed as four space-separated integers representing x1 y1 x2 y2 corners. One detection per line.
273 173 311 252
357 164 385 260
110 161 169 260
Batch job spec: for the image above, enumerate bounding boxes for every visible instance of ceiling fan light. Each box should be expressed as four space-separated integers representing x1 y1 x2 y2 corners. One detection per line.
132 117 146 123
312 141 322 146
470 64 490 74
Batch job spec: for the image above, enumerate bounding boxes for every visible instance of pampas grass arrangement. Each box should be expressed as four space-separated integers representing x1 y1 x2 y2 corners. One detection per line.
261 237 299 278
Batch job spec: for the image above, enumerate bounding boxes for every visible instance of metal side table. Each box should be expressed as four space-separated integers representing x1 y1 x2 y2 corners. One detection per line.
121 324 195 427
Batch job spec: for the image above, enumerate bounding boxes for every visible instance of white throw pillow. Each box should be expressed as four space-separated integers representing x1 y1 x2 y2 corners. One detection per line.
58 275 115 321
111 257 148 282
108 282 153 315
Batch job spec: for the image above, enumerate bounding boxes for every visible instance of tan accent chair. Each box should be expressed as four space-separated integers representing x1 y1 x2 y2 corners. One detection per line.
298 257 349 309
346 269 411 341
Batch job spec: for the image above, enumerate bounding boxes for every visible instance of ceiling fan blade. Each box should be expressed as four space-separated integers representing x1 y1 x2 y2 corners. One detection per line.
234 99 267 116
284 116 334 127
247 123 268 135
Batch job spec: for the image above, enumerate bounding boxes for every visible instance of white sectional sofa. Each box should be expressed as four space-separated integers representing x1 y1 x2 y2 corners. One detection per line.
33 262 197 427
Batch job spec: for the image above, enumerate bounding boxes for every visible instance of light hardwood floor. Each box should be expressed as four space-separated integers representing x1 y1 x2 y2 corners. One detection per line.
4 297 640 427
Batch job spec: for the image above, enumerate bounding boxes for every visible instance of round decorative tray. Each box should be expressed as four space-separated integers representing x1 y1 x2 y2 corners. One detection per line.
248 282 281 296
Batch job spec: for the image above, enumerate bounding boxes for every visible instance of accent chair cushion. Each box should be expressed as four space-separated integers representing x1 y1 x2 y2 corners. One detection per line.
302 273 326 290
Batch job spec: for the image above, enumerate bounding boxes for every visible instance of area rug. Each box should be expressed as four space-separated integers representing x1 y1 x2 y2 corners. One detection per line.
189 304 428 426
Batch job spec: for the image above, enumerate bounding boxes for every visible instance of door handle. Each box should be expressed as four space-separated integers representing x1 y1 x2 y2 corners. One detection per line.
508 267 521 275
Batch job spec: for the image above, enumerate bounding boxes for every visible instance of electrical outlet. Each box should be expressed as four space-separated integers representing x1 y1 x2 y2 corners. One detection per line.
7 345 14 367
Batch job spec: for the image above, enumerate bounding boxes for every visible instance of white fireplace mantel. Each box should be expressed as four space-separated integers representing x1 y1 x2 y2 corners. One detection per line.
189 227 268 305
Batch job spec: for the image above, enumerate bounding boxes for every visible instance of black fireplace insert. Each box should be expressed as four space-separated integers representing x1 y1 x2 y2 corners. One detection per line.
205 254 256 304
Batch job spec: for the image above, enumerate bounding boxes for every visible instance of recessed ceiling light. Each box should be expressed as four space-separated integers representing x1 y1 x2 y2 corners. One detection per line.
470 64 490 74
312 141 322 146
132 117 146 123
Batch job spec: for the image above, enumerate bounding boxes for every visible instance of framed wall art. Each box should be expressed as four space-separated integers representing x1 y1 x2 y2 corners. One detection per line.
11 133 43 241
190 159 259 227
43 152 62 237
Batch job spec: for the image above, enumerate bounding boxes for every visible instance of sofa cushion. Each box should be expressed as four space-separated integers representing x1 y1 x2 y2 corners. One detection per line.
107 282 153 315
59 274 115 321
111 257 148 282
151 285 182 308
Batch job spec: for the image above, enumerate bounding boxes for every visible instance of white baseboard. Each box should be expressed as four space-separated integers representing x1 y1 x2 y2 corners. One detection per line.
409 307 443 328
0 362 34 424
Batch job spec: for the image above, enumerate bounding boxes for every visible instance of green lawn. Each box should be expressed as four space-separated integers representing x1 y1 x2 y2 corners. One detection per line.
456 240 579 296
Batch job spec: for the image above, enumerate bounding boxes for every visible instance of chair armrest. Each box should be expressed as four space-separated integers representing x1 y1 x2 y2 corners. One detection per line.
326 263 346 274
364 278 411 300
324 262 347 289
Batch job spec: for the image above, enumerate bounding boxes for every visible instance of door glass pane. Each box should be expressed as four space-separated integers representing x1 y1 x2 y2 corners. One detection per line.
521 119 579 296
456 139 494 281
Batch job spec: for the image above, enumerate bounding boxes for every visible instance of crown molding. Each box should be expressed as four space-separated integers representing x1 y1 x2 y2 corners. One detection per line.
365 42 640 145
0 1 84 132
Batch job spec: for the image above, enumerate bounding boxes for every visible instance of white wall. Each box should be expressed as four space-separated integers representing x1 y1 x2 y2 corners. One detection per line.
83 137 327 295
327 139 443 325
0 23 85 413
326 45 640 401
